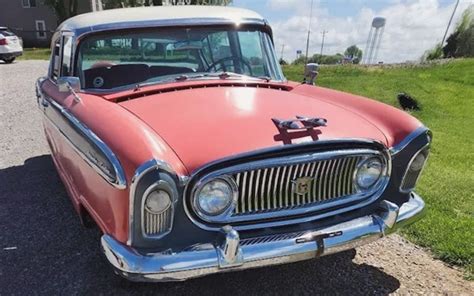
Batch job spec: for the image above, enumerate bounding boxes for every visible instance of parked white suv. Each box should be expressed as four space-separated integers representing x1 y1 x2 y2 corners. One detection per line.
0 27 23 64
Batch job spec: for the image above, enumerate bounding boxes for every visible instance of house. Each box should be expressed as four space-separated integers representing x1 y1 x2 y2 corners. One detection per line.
0 0 103 47
0 0 231 48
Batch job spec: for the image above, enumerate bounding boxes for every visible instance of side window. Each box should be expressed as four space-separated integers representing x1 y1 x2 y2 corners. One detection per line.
50 39 61 80
61 36 73 76
22 0 36 8
35 20 46 40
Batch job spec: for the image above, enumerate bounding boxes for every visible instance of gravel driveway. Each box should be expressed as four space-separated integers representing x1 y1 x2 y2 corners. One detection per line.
0 60 472 295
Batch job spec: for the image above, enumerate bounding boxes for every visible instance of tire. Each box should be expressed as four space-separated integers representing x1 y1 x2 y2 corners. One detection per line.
3 57 15 64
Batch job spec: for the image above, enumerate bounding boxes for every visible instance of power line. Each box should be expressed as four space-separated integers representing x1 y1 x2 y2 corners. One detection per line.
280 44 285 60
304 0 314 64
320 30 328 63
441 0 460 47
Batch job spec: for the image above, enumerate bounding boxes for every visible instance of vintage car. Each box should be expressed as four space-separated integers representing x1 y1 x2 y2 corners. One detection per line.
36 6 431 282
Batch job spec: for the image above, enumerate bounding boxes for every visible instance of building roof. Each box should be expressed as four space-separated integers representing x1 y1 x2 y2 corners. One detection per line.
58 6 266 36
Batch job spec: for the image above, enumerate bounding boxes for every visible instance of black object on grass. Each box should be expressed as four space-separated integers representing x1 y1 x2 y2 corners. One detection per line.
397 93 421 111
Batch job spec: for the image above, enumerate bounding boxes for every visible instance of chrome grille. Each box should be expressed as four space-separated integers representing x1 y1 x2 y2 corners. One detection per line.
233 156 362 215
143 207 172 236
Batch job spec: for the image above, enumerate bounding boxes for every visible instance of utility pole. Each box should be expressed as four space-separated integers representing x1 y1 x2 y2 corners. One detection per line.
304 0 314 64
320 30 328 63
280 44 285 61
441 0 460 47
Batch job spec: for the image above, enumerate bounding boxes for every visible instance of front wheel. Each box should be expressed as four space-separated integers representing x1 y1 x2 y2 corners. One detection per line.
3 57 16 64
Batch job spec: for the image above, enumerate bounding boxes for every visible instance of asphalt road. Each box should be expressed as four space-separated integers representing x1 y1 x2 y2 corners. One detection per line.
0 60 471 295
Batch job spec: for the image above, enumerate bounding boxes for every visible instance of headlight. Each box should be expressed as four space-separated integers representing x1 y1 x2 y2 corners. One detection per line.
144 189 171 214
356 157 383 189
195 178 234 216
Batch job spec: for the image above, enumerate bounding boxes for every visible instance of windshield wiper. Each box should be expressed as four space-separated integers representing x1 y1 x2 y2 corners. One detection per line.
133 72 272 91
173 73 210 81
204 71 273 82
132 74 204 90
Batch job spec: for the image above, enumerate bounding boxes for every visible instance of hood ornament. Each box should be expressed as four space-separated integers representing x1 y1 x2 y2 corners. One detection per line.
272 115 327 131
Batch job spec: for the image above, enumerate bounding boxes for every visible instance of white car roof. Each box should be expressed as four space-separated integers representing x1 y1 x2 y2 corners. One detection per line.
58 6 266 34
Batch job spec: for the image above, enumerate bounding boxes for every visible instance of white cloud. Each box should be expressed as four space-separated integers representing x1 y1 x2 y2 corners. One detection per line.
267 0 472 63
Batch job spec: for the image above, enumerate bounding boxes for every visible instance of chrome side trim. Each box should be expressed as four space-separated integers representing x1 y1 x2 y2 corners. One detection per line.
40 95 126 190
186 148 391 229
127 159 184 246
389 126 430 155
102 193 425 282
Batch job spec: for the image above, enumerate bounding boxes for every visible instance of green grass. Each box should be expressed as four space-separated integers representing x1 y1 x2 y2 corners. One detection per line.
18 48 50 60
283 60 474 279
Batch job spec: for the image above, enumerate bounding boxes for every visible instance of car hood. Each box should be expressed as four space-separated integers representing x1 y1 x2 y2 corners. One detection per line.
119 85 387 173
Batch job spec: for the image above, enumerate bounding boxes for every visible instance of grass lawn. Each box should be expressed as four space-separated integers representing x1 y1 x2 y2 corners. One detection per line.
17 48 51 60
283 60 474 279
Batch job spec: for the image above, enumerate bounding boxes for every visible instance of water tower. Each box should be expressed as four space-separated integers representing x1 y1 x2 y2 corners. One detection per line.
363 17 386 64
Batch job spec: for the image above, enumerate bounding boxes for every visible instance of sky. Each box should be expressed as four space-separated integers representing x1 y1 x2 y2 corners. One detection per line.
231 0 473 63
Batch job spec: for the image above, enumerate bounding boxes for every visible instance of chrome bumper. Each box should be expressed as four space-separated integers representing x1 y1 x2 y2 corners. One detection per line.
101 193 425 282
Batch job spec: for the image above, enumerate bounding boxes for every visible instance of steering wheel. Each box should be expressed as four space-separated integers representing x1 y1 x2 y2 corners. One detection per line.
205 56 253 76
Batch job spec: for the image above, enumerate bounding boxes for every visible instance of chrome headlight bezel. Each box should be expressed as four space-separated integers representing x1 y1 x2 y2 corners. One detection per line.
353 154 389 193
144 187 172 215
140 180 176 239
354 156 385 190
192 176 238 218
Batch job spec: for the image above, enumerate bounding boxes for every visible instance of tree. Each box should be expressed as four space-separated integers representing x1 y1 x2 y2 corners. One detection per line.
279 58 288 65
443 5 474 58
292 53 343 65
44 0 79 24
344 45 363 63
102 0 230 7
422 43 443 61
103 0 145 8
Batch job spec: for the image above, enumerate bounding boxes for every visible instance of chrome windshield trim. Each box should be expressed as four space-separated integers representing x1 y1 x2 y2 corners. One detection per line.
184 147 391 231
70 18 271 41
40 93 126 190
389 126 430 155
72 21 283 91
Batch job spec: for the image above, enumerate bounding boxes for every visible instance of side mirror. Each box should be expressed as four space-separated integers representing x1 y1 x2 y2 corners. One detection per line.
57 76 81 93
304 63 320 85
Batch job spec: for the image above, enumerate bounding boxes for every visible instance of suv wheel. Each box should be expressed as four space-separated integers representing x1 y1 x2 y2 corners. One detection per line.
3 57 15 64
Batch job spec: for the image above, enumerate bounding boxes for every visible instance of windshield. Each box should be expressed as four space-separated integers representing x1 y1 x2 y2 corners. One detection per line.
77 26 285 90
0 29 15 37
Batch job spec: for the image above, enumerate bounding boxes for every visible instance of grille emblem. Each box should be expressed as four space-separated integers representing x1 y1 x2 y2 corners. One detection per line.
292 177 315 196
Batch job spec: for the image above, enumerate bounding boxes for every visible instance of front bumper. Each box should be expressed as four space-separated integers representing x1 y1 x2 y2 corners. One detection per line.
0 51 22 59
102 193 425 282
